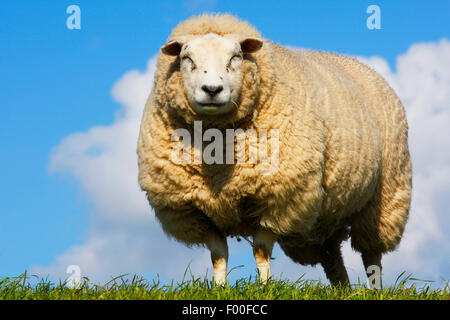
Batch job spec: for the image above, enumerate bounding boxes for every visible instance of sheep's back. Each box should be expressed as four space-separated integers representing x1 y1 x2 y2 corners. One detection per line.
273 47 409 237
302 50 408 226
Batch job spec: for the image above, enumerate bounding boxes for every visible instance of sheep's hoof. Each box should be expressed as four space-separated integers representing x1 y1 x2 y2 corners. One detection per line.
213 278 226 287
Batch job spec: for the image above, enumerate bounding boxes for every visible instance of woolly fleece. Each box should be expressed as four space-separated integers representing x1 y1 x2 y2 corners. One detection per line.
137 14 412 263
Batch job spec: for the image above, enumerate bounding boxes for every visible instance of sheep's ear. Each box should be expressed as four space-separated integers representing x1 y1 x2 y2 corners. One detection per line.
240 38 263 54
161 37 185 56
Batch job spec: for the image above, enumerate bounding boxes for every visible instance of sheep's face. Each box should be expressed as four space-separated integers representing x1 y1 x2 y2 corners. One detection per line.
161 33 262 116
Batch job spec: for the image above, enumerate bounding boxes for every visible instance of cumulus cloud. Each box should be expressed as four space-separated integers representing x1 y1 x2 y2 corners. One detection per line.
33 39 450 286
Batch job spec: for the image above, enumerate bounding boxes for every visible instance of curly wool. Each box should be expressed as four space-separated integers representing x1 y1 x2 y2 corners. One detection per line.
137 14 412 256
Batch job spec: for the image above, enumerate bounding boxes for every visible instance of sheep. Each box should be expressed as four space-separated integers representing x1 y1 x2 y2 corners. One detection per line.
137 14 412 287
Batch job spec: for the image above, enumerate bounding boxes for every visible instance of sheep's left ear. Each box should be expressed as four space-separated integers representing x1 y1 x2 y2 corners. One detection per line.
240 38 263 54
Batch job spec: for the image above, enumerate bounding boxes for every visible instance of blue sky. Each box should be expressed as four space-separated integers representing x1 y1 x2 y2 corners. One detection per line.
1 1 450 286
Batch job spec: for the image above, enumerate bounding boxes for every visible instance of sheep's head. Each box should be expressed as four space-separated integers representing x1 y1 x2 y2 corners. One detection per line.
161 33 263 117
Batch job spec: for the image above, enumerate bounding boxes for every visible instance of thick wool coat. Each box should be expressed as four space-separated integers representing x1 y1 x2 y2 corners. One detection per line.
137 14 412 260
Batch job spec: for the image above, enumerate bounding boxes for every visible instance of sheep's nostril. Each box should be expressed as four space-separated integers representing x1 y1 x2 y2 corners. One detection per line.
202 85 223 97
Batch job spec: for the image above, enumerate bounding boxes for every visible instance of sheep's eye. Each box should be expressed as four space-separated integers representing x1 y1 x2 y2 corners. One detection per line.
227 55 242 71
181 56 196 70
230 55 242 63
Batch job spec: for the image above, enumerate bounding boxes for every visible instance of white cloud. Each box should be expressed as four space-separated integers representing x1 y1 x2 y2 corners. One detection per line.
33 39 450 287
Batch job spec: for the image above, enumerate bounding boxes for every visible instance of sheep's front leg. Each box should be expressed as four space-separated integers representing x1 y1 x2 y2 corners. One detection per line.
206 233 228 286
253 229 277 284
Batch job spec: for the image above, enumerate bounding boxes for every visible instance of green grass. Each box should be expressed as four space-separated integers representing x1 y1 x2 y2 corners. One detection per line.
0 271 448 300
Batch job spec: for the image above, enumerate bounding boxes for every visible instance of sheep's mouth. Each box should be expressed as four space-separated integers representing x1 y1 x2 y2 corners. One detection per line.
195 102 231 115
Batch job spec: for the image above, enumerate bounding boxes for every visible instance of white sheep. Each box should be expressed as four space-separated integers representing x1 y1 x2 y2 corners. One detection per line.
137 14 412 287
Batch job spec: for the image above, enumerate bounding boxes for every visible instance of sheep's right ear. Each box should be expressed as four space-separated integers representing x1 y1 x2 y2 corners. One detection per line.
240 37 263 54
161 37 185 56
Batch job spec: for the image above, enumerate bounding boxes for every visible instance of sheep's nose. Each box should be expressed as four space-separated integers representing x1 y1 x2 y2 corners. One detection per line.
201 84 223 97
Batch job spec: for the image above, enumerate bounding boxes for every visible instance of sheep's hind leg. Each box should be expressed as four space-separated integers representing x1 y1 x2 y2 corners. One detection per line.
253 229 277 284
206 233 228 286
320 235 350 287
